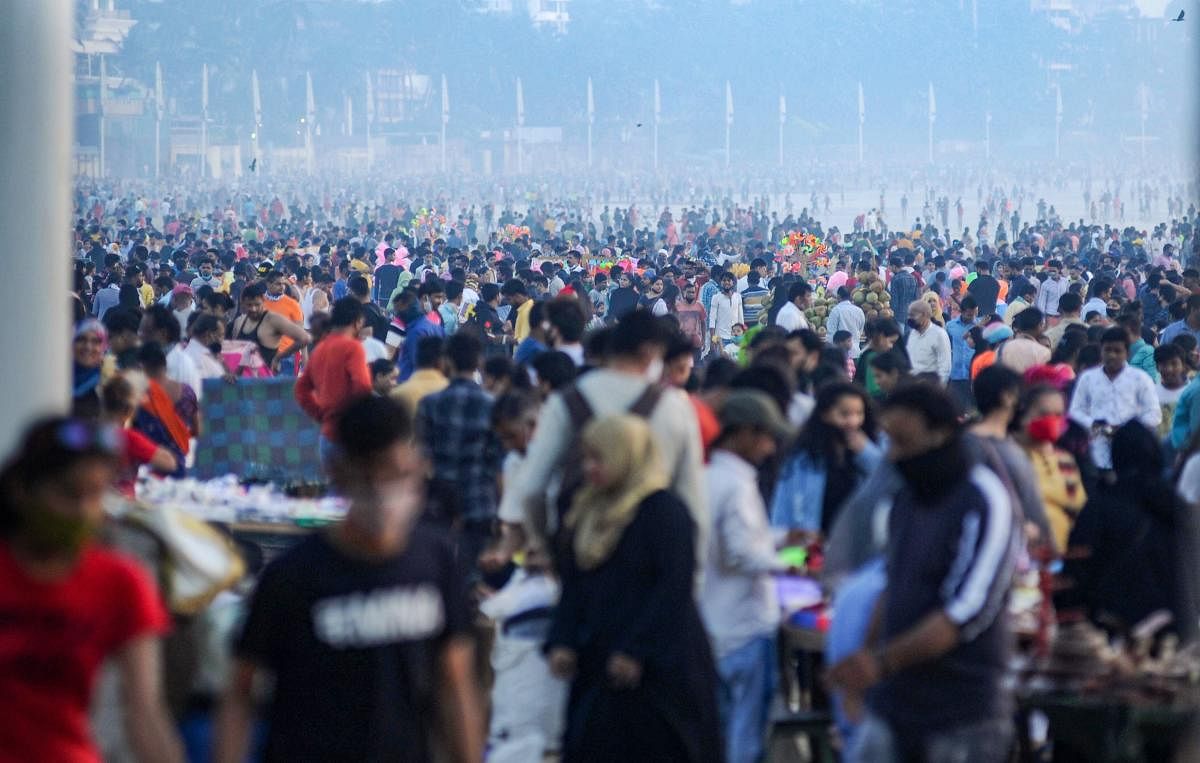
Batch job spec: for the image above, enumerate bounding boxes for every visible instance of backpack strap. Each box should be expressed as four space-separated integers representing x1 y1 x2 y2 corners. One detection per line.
560 384 594 431
628 383 664 418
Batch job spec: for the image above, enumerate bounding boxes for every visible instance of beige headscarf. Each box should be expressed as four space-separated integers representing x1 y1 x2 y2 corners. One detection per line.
565 415 669 570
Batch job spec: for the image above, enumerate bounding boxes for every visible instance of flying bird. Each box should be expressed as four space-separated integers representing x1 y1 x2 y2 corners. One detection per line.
249 158 257 172
636 122 643 127
1173 9 1185 21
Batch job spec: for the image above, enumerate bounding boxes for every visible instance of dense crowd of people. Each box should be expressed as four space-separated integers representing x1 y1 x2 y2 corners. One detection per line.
3 169 1200 762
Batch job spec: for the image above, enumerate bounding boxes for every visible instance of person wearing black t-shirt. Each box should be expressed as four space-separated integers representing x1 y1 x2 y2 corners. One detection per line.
214 396 483 763
827 383 1018 762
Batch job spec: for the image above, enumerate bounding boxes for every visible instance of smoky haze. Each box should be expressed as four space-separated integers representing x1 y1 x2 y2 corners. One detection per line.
82 0 1196 180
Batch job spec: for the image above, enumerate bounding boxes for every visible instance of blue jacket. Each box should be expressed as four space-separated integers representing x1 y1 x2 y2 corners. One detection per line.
769 441 884 531
397 316 445 381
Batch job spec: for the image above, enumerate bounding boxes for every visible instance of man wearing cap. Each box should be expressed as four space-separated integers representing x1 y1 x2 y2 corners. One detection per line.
700 390 792 763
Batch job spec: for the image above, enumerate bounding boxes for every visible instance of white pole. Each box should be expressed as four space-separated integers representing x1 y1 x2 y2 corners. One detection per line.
985 110 991 162
365 71 374 173
0 1 72 451
586 77 594 169
305 71 315 176
440 74 448 173
251 69 262 173
1054 83 1062 162
201 63 209 178
857 82 865 165
155 61 163 179
99 54 107 177
778 92 786 167
724 80 733 168
927 82 936 165
653 79 661 173
516 77 525 174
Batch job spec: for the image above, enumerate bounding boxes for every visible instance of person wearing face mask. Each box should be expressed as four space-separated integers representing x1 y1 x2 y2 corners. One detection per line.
215 396 484 763
1012 383 1086 552
0 417 183 763
903 299 952 384
827 381 1018 763
189 259 217 293
491 312 706 572
1034 259 1069 319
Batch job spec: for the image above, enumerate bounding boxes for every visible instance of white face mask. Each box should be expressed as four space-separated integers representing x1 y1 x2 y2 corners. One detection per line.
645 357 664 383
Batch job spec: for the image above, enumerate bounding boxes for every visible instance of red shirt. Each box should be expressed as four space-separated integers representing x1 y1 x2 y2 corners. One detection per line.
117 429 159 499
294 333 372 441
0 543 169 762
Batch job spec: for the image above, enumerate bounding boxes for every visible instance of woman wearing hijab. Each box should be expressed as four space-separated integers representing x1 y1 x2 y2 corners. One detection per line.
72 319 110 419
546 415 722 763
1058 422 1196 640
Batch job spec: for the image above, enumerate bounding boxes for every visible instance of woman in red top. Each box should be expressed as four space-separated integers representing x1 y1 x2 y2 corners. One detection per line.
100 374 178 498
0 417 181 762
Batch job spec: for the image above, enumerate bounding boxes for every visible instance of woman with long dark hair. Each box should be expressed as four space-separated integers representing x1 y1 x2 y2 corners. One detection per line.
0 417 182 761
769 381 882 536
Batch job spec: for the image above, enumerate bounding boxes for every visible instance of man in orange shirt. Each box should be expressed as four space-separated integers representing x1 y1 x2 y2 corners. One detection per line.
264 270 305 375
295 297 373 470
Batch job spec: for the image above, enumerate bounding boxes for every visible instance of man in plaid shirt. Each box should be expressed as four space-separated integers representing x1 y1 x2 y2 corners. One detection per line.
415 332 502 574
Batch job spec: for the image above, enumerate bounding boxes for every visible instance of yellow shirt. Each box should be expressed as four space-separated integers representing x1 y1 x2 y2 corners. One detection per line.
390 369 449 416
138 283 156 308
1027 446 1087 551
513 299 534 343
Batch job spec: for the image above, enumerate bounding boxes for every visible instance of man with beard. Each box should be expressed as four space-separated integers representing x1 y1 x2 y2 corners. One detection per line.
229 283 311 375
708 272 744 354
827 382 1018 763
676 282 708 357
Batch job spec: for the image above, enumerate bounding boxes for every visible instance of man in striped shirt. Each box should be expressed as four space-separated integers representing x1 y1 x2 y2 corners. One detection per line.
828 382 1018 763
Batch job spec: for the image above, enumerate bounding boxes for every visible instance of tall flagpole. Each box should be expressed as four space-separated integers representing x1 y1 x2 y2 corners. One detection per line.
516 77 525 174
200 62 208 178
586 77 594 169
251 69 262 173
857 82 865 165
365 71 374 172
440 74 449 173
1139 83 1148 162
778 91 786 167
653 78 661 172
305 71 315 176
985 110 991 162
1055 83 1063 161
154 61 163 179
927 81 936 165
724 80 733 168
99 55 107 177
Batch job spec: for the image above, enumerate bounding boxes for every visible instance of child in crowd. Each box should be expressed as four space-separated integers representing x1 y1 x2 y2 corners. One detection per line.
833 329 856 378
723 322 746 360
369 358 398 397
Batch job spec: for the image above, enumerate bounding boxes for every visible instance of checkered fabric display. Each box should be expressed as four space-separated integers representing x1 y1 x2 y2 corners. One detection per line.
193 378 321 481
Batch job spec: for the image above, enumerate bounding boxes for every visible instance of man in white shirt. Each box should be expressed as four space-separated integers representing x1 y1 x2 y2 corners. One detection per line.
774 282 811 332
904 299 952 384
700 390 791 763
495 311 706 563
1034 260 1069 317
1068 327 1161 470
825 286 866 357
709 272 745 347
